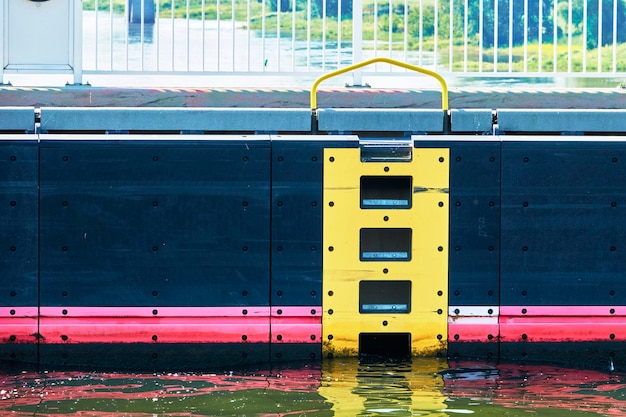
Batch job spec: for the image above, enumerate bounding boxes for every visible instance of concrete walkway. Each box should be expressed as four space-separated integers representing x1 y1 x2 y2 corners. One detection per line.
1 86 625 109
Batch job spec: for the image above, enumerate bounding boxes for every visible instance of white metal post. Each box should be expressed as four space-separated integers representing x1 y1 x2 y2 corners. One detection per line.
0 0 5 84
352 0 364 86
73 0 84 84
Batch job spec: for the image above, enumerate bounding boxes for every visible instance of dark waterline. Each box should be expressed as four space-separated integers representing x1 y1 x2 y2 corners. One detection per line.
0 358 623 416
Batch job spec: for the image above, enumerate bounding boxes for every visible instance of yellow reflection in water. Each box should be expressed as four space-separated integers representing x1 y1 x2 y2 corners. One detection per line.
319 357 450 416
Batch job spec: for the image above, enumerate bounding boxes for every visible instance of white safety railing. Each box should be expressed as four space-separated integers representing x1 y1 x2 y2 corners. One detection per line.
82 0 626 82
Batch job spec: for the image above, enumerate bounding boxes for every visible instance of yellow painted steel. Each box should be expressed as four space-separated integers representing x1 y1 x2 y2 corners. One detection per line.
310 57 449 111
323 146 449 357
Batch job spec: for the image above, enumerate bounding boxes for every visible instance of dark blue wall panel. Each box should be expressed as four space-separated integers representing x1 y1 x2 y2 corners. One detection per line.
269 138 356 364
501 141 626 306
0 138 39 363
0 140 39 306
40 343 271 371
448 141 501 307
271 143 324 307
39 140 271 307
7 132 626 369
419 140 501 307
270 138 358 307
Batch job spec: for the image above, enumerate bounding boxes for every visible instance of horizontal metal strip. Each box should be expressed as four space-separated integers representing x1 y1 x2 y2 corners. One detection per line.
0 319 39 343
39 318 270 344
414 134 626 143
448 323 499 342
0 307 39 318
38 133 270 143
449 306 500 317
34 306 321 317
270 307 322 317
270 323 322 344
39 306 270 317
448 317 499 325
500 306 626 317
500 322 626 343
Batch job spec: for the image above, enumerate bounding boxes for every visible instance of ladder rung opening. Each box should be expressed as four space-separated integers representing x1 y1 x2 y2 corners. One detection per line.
359 333 411 357
360 228 412 261
359 280 411 314
360 176 412 209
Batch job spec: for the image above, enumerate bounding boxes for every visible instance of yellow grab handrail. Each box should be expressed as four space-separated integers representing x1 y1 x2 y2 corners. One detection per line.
310 57 449 111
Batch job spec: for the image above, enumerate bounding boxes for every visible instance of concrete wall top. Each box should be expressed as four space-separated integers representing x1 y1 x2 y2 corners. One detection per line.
2 87 626 109
450 109 493 133
317 108 445 133
39 107 312 133
0 107 35 131
497 109 626 133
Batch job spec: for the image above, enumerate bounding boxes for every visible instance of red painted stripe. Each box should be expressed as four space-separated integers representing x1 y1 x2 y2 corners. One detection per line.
38 306 323 317
0 318 38 343
39 317 270 344
450 305 626 343
270 307 322 343
39 306 271 317
271 319 321 344
271 306 322 317
0 307 38 317
500 307 626 342
500 306 626 317
448 322 499 343
33 306 323 344
448 306 499 342
500 317 626 342
8 304 626 345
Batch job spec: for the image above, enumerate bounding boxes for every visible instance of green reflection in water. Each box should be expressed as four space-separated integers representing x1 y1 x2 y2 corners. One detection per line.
0 359 624 416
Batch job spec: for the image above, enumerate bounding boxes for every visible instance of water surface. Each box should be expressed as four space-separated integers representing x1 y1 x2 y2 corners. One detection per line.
0 358 623 416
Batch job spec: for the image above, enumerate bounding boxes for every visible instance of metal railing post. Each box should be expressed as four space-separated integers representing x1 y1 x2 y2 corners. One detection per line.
74 0 621 82
352 0 364 86
0 1 5 85
73 0 83 84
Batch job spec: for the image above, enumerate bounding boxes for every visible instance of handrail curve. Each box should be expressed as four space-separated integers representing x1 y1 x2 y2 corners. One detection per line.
310 57 449 111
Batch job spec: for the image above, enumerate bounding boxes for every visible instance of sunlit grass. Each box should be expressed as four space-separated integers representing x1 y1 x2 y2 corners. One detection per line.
438 38 626 72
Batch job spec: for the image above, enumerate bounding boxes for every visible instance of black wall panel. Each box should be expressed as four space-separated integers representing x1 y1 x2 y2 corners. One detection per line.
6 132 626 369
501 141 626 306
420 140 501 307
270 138 358 307
0 139 39 363
269 138 356 364
271 143 324 306
0 140 39 306
40 343 270 371
39 140 271 307
448 142 501 306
